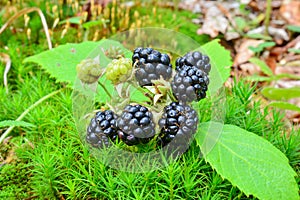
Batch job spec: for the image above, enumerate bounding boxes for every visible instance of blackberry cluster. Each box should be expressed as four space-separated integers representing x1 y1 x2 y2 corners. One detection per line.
86 110 118 148
132 47 172 86
176 51 211 74
171 65 209 103
117 104 155 146
158 102 198 147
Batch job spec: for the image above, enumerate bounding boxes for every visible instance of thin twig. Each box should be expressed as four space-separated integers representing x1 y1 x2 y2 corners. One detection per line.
0 7 52 49
264 0 272 36
0 89 64 144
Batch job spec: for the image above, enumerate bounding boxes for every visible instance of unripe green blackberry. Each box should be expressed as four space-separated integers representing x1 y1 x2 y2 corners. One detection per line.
106 58 132 84
76 58 102 84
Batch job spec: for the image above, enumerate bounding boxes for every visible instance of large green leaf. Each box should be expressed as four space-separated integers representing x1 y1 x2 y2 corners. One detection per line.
196 122 299 200
200 39 232 94
261 87 300 100
23 39 131 87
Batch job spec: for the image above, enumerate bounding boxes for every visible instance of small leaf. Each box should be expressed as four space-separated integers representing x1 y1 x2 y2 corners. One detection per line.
234 17 247 31
246 75 273 82
199 39 232 94
195 122 299 200
269 101 300 112
246 33 272 40
82 20 103 29
59 16 83 25
247 74 300 82
288 48 300 54
261 87 300 100
287 25 300 33
248 42 275 53
249 57 273 76
0 120 35 128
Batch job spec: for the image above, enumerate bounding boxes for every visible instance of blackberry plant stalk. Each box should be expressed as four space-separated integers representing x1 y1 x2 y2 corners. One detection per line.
98 80 113 99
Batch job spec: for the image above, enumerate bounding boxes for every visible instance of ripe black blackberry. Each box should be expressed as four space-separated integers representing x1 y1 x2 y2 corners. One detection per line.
171 65 209 103
86 110 118 148
132 47 172 86
158 102 198 148
176 51 211 74
117 104 156 146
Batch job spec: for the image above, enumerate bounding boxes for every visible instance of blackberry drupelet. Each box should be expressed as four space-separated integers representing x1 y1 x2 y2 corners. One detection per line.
132 47 173 86
117 104 156 146
171 65 209 103
86 110 118 148
158 102 198 148
176 51 211 74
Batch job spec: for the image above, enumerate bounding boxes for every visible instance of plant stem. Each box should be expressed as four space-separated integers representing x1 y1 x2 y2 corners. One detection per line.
128 81 153 102
98 80 112 99
0 88 64 144
264 0 272 36
168 90 177 102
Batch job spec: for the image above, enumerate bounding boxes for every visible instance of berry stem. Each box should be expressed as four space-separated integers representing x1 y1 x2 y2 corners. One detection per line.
0 88 64 144
98 80 112 99
168 90 177 102
129 80 153 102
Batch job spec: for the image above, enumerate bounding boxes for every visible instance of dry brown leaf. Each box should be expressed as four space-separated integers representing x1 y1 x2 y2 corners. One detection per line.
275 64 300 76
247 26 289 42
197 5 229 38
234 39 264 66
265 56 277 72
239 63 260 75
279 0 300 26
276 80 300 88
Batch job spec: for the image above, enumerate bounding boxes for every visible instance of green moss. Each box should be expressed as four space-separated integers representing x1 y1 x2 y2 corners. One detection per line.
0 161 33 199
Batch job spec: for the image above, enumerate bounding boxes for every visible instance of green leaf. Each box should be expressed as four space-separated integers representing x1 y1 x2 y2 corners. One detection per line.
196 122 299 200
245 33 272 40
200 39 232 94
234 17 247 31
287 25 300 33
0 120 35 128
23 39 131 88
288 48 300 54
247 74 300 82
82 20 103 29
249 57 273 76
249 42 275 53
269 101 300 112
261 87 300 100
59 16 83 25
